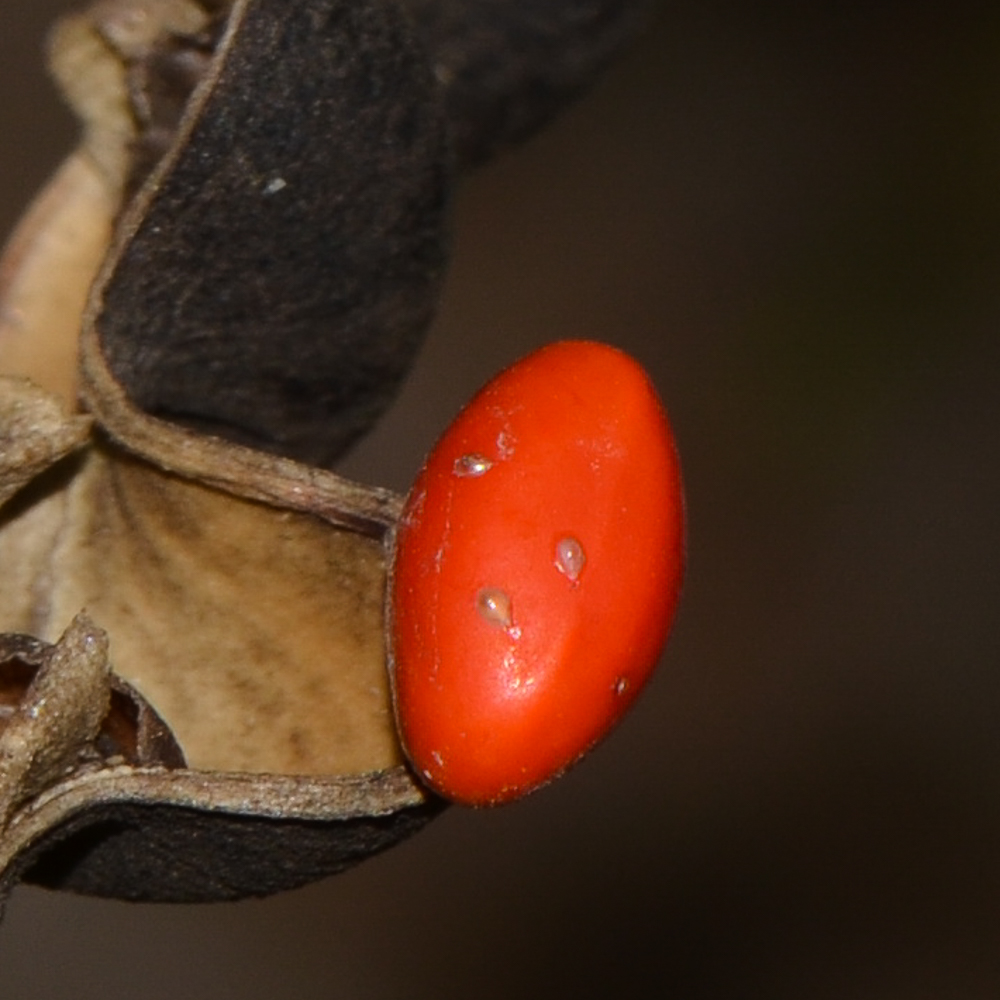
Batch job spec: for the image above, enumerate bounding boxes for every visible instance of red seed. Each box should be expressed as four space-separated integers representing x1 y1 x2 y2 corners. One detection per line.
389 341 685 806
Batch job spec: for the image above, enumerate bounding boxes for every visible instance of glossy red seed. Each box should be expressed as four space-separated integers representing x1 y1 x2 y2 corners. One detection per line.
388 341 685 806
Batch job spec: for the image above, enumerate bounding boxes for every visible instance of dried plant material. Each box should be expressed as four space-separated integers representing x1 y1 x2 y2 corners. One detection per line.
0 0 445 906
47 8 140 192
0 377 91 505
0 157 115 407
0 619 430 905
0 615 112 828
0 0 653 908
55 0 223 196
32 446 403 775
94 0 451 468
9 766 437 903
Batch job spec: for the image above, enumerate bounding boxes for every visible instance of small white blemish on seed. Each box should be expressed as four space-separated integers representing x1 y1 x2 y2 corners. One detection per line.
454 453 493 477
502 651 534 693
263 176 287 195
496 429 515 459
555 536 586 583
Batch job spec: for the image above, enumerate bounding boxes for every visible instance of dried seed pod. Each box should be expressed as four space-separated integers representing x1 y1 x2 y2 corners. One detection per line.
0 620 436 905
111 0 661 180
0 619 184 819
0 379 91 505
0 0 448 908
0 371 440 906
6 0 653 445
0 0 655 911
91 0 451 468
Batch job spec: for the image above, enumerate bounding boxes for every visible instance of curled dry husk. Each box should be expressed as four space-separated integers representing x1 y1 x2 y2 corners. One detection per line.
0 0 446 908
0 0 652 908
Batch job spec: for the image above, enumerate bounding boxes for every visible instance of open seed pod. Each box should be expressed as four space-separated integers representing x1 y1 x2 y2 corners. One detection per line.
0 0 654 909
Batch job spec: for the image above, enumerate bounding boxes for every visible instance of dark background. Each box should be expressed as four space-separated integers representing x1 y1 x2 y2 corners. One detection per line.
2 1 1000 996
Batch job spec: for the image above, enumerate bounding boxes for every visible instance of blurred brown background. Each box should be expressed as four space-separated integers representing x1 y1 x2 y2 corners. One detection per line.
2 1 1000 996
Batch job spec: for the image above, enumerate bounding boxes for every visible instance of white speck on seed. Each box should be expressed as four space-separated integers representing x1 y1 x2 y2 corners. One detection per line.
496 429 515 459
